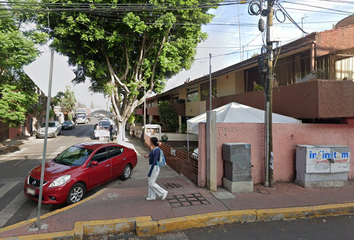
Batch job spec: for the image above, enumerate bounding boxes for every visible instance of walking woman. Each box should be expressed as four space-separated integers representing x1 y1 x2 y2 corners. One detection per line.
144 137 168 201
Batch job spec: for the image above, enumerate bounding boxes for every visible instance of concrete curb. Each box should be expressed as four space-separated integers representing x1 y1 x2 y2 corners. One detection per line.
0 188 107 235
1 202 354 240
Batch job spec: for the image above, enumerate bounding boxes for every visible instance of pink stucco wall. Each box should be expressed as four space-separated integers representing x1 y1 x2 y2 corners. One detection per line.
198 123 354 187
8 116 32 139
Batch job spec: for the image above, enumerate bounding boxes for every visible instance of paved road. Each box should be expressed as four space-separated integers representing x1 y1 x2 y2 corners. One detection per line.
82 215 354 240
0 121 97 228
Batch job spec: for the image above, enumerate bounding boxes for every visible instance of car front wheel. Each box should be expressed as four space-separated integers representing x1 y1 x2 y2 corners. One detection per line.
121 164 132 180
66 182 85 204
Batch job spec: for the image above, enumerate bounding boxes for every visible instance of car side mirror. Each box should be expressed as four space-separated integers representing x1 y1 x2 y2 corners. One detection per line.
90 161 98 166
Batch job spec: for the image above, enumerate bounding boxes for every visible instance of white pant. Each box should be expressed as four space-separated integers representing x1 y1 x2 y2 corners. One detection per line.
148 166 167 199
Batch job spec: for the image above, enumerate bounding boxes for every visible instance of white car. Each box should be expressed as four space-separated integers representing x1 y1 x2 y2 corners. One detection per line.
36 121 62 138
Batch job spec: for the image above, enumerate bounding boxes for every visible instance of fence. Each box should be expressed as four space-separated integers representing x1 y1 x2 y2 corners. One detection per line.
160 143 198 185
145 134 199 185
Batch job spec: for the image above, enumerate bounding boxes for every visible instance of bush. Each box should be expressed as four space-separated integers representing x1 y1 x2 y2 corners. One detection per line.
136 115 143 123
181 123 187 134
158 101 179 132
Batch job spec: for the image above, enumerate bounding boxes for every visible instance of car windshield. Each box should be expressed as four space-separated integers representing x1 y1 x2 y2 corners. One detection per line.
41 122 55 128
53 146 93 167
63 121 71 124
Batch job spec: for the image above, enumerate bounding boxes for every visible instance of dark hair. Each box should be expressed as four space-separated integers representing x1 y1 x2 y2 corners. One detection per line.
150 137 159 146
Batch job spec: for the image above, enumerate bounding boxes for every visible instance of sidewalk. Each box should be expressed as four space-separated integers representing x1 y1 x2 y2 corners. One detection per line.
0 135 35 154
0 137 354 239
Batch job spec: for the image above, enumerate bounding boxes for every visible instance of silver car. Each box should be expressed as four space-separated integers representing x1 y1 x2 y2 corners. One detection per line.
36 121 62 138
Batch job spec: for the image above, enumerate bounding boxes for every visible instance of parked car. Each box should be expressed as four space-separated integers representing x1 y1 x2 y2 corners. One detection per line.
61 120 76 130
24 142 138 204
36 121 61 138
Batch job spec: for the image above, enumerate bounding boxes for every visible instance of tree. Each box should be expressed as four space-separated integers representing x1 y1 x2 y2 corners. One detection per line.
38 0 218 141
52 86 77 112
27 86 47 132
61 86 77 112
0 75 39 128
0 0 47 128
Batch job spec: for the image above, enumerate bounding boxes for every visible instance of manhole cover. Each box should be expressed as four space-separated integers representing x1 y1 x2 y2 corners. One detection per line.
164 183 184 189
167 193 210 207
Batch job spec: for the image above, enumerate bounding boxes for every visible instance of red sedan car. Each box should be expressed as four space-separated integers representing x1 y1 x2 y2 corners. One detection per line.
24 142 137 204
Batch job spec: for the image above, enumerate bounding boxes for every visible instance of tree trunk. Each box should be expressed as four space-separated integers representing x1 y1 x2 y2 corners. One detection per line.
32 117 38 134
116 121 126 143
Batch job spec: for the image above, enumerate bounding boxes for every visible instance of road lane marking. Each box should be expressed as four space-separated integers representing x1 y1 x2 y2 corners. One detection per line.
28 204 52 220
53 138 61 143
36 146 66 160
13 154 34 166
0 191 27 228
48 146 66 159
0 182 20 199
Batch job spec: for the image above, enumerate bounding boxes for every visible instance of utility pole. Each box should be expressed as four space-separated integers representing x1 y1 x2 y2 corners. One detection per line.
265 0 274 187
209 53 212 111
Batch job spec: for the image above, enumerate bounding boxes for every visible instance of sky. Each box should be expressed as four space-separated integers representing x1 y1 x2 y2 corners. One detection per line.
24 0 354 109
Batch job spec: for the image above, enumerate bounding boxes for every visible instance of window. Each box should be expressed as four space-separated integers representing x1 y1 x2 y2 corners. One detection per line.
200 80 217 101
187 86 199 102
54 147 93 167
91 148 108 163
107 146 124 158
172 93 179 104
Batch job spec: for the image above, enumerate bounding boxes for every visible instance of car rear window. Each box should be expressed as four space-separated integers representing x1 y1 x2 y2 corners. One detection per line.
63 121 71 124
53 147 93 166
41 122 55 127
99 121 111 127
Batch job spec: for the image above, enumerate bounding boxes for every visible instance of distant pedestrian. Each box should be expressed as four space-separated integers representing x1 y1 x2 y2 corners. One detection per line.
144 137 168 201
129 123 135 139
109 125 113 141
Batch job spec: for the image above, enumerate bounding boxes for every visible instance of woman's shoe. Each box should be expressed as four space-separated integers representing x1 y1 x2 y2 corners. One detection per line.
162 191 168 200
146 197 155 201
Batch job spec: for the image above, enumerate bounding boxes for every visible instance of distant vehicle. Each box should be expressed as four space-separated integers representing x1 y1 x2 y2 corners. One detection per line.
76 108 88 124
94 120 116 140
62 120 76 130
24 142 138 204
36 121 62 138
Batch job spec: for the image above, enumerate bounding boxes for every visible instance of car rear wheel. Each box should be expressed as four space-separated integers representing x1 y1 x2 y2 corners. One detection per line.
66 183 85 204
121 164 132 180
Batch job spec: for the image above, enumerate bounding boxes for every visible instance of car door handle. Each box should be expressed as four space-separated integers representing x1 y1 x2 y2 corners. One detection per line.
105 164 110 167
123 158 126 161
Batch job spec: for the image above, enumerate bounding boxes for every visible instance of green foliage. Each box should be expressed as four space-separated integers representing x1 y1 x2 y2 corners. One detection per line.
135 115 143 123
62 86 77 112
0 1 47 128
253 82 264 91
52 86 77 112
36 0 219 131
158 101 179 132
181 123 187 134
201 88 217 98
0 0 47 78
0 83 38 128
127 114 135 124
177 99 186 104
